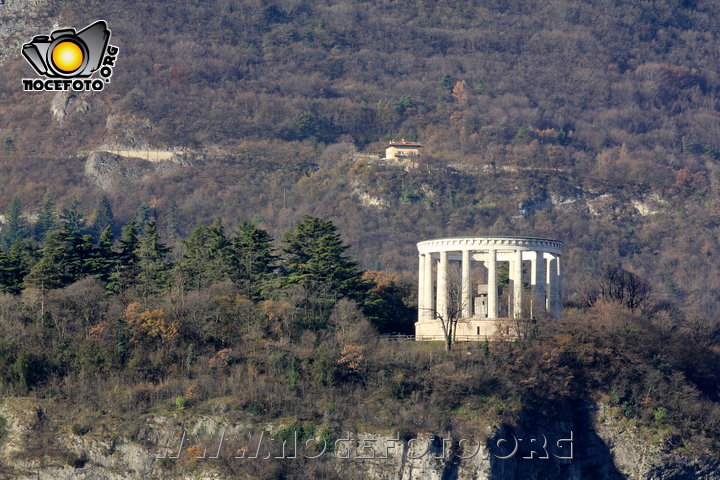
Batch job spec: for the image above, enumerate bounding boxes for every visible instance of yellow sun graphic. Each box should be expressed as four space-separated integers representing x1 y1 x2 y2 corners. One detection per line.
51 41 83 73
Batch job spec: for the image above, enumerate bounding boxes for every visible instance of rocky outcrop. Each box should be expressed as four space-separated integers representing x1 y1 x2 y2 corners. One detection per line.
83 151 187 190
0 0 55 66
51 92 90 125
0 400 717 479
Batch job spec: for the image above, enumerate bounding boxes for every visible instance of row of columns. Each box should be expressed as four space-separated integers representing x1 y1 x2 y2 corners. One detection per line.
417 249 562 323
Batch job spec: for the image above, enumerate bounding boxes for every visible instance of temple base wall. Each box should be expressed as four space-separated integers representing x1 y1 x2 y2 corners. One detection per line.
415 317 519 341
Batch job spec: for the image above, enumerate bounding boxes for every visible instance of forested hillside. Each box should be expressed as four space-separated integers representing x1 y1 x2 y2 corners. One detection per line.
1 1 720 477
2 0 720 317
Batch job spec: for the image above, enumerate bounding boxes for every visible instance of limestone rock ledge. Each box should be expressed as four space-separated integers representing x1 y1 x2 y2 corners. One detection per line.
0 401 717 480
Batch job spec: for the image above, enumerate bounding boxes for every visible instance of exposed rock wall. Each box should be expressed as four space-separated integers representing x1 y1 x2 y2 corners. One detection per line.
0 400 717 480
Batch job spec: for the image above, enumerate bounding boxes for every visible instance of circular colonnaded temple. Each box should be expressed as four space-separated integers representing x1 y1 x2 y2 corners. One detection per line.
416 236 563 341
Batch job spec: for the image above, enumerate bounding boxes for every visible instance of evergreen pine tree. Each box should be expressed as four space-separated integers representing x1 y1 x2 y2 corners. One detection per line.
23 256 60 317
7 239 39 292
135 202 151 228
165 200 182 239
60 197 86 235
0 250 19 294
229 220 277 299
93 195 114 238
25 227 95 290
136 221 172 300
179 225 212 290
282 216 367 299
107 220 140 295
178 220 231 290
118 220 139 258
282 216 372 329
34 193 56 244
206 218 231 280
0 197 28 251
85 226 117 285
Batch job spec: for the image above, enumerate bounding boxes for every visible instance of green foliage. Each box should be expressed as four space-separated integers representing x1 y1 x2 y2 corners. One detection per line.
12 350 52 392
93 196 114 238
135 221 172 299
0 249 24 295
282 216 368 302
175 395 186 412
310 346 336 387
165 201 182 239
24 227 95 291
184 344 196 371
86 226 118 285
71 424 91 436
654 407 668 425
286 357 300 390
107 221 140 295
290 111 320 140
60 197 86 236
135 202 152 228
228 220 277 299
0 198 28 251
0 415 6 444
273 421 316 446
441 74 454 92
34 193 56 244
390 95 416 116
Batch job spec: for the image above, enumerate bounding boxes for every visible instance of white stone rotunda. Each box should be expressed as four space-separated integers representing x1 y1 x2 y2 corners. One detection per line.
416 236 563 341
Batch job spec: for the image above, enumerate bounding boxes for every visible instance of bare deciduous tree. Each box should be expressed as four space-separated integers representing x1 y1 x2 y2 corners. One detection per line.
581 264 652 313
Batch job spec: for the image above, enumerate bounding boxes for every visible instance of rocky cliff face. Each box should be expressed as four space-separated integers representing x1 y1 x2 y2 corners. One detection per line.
83 151 187 190
0 399 716 480
0 0 56 66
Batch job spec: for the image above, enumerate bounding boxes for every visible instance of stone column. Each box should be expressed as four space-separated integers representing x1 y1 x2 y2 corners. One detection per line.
547 256 557 314
437 251 448 321
552 256 563 320
531 251 546 319
424 253 435 321
461 249 472 319
418 254 425 323
487 249 497 318
512 249 524 319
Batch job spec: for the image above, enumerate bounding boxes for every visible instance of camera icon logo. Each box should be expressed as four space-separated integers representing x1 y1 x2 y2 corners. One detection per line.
22 20 110 78
21 20 119 92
